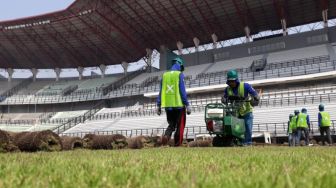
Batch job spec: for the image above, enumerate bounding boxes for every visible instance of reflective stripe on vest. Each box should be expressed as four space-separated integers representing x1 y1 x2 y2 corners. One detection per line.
227 82 253 116
320 112 331 127
297 113 308 128
161 71 183 108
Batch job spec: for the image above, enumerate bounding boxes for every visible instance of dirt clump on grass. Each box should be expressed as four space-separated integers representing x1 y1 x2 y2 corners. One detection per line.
0 130 19 152
188 140 212 147
61 136 83 150
13 130 62 152
83 134 127 150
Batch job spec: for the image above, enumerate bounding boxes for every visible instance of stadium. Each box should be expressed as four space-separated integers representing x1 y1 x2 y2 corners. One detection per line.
0 0 336 187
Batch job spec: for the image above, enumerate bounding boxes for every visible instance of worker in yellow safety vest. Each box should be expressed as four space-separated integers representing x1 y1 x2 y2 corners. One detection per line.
157 57 191 146
318 104 333 145
296 108 311 146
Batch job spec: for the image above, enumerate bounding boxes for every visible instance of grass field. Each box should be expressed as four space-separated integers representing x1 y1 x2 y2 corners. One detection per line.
0 147 335 188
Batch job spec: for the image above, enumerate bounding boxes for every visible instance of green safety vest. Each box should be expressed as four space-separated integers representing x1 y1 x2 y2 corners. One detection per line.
289 116 297 133
297 113 308 128
161 71 183 108
227 82 253 116
319 111 331 127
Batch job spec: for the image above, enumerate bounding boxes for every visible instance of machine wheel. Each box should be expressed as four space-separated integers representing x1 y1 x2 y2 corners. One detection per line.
222 136 235 147
212 135 224 147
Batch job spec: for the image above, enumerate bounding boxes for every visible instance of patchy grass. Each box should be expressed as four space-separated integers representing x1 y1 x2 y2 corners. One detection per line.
0 147 335 188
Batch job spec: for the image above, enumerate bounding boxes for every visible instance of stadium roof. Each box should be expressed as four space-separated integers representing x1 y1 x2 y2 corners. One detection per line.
0 0 335 69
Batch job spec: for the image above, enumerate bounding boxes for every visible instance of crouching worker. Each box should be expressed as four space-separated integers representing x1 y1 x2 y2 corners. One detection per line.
157 57 191 146
221 70 260 146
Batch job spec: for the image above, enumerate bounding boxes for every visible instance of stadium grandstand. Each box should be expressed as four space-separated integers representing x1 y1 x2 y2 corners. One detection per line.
0 0 336 143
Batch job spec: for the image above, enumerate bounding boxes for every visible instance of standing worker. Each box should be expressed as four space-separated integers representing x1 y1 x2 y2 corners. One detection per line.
296 108 311 146
292 110 300 146
318 104 333 145
221 70 260 146
288 114 296 146
157 57 191 146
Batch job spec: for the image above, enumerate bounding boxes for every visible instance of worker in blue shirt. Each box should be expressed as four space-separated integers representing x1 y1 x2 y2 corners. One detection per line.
221 70 260 146
318 104 332 145
296 108 311 146
157 57 191 146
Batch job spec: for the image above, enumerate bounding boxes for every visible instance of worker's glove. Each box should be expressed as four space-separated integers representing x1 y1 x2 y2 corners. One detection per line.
250 96 260 107
186 106 191 115
157 107 161 116
221 96 228 104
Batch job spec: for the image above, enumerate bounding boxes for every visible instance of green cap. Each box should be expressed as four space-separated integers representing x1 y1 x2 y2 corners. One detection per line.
172 57 184 66
227 70 238 81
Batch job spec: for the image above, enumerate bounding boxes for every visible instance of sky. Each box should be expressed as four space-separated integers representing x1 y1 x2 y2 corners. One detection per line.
0 0 75 21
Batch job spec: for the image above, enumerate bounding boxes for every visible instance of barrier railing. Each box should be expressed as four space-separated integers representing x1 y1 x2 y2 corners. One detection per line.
60 120 336 139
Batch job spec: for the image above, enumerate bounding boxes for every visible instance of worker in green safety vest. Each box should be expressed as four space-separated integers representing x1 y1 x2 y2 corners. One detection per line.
157 57 191 146
318 104 333 145
296 108 311 146
221 70 260 146
288 114 296 146
292 110 300 146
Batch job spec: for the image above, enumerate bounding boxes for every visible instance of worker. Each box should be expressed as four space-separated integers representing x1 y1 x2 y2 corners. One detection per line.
221 70 260 146
296 108 311 146
292 110 300 146
318 104 332 145
288 114 296 146
157 57 191 146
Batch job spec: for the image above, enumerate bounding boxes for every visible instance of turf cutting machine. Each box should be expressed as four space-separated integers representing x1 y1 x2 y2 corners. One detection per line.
205 96 248 146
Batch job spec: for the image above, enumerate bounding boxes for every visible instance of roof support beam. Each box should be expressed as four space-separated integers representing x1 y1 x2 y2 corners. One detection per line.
7 68 14 82
231 0 251 42
176 41 183 55
54 68 61 81
273 0 288 36
77 66 84 80
321 0 328 28
242 0 259 32
244 26 252 42
211 34 218 49
193 37 200 51
281 19 288 36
